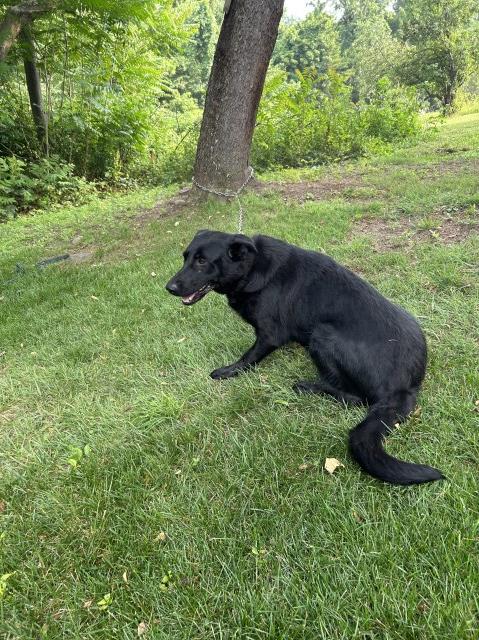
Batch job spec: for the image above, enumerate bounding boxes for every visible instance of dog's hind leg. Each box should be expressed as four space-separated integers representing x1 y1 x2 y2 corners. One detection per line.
210 334 279 380
294 331 364 405
293 380 363 406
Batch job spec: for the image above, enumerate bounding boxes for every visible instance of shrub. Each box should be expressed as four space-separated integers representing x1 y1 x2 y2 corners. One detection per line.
252 70 421 171
360 77 421 143
127 93 202 186
0 156 95 222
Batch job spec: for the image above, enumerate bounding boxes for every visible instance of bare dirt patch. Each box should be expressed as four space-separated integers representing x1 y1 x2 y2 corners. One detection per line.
135 187 194 225
252 176 370 203
392 157 479 178
436 146 472 155
354 205 478 251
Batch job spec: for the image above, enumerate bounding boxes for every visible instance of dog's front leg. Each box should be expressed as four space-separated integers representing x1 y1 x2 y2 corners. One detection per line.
210 335 277 380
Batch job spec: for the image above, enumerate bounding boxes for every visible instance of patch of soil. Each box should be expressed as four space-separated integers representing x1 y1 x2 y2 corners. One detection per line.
252 176 368 203
135 187 193 225
436 146 471 154
69 250 95 264
354 205 478 251
398 157 479 177
130 176 369 228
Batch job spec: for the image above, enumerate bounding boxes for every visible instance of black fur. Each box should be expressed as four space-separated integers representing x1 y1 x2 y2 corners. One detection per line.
166 230 444 486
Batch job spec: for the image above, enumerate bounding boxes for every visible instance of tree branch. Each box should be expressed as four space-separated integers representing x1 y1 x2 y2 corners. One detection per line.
0 0 54 62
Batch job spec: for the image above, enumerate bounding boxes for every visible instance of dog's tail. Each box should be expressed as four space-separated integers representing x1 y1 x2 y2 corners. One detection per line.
348 394 444 485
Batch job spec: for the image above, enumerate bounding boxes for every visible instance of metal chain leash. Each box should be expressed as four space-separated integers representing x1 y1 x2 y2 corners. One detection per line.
192 166 254 234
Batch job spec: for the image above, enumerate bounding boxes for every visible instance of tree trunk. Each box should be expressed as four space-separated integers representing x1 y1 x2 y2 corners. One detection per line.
0 1 53 62
193 0 284 193
20 24 48 153
442 51 458 114
0 7 26 61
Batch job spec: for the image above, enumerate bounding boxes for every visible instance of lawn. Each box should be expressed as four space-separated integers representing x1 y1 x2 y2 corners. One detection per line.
0 112 478 639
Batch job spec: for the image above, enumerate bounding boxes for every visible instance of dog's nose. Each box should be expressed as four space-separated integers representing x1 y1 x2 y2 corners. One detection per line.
166 280 179 294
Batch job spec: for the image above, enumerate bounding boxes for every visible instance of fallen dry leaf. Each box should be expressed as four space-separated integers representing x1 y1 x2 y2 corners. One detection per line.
90 295 99 300
53 609 66 619
156 531 167 543
138 621 148 636
324 457 344 475
417 600 429 614
298 463 310 471
83 600 93 609
151 272 157 277
0 500 5 513
177 337 186 343
122 571 128 583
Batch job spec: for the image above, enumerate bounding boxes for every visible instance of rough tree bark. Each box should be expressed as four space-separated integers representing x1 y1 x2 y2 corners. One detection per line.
0 0 52 62
193 0 284 193
20 23 48 152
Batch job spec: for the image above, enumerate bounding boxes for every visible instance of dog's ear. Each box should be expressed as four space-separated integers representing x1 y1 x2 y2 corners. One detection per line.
227 235 257 261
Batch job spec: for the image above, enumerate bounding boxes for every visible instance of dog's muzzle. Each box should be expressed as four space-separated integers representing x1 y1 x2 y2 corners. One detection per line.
166 281 213 305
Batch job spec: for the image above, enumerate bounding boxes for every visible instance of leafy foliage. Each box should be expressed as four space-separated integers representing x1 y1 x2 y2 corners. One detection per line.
273 2 340 79
253 70 421 171
0 155 94 220
395 0 479 112
173 0 220 104
0 0 194 183
337 0 405 101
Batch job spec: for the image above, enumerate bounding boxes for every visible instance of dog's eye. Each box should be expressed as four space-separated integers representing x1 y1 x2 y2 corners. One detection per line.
196 257 207 265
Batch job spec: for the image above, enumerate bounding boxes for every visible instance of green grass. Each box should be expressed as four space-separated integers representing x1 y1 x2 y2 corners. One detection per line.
1 112 478 639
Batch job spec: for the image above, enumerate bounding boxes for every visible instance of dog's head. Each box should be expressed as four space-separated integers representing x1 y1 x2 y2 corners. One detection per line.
165 230 257 305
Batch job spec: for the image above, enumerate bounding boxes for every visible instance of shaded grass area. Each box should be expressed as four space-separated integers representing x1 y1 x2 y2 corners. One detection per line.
0 113 478 639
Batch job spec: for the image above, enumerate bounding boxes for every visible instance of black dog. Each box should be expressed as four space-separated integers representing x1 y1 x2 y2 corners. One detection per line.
166 230 443 485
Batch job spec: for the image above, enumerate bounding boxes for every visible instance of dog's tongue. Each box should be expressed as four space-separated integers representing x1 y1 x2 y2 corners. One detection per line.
181 285 212 305
182 292 197 304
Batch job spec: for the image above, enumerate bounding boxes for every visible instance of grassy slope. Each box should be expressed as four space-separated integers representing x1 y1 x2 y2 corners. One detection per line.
0 113 478 639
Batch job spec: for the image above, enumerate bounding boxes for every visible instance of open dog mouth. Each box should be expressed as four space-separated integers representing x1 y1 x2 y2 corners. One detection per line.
181 284 213 305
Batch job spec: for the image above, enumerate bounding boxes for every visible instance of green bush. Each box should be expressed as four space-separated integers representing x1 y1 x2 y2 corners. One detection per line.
360 77 421 142
127 93 202 186
252 70 421 171
0 156 95 222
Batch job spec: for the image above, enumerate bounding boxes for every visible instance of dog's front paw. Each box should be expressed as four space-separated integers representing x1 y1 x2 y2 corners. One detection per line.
210 364 242 380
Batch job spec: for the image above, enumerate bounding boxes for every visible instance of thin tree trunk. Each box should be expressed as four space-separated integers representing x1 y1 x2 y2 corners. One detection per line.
193 0 284 193
0 0 53 62
20 23 48 153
